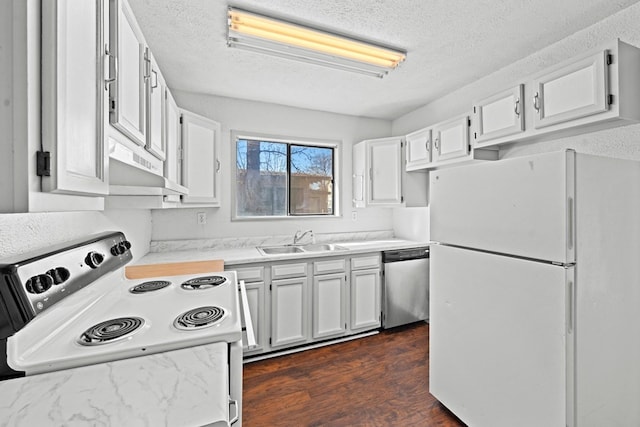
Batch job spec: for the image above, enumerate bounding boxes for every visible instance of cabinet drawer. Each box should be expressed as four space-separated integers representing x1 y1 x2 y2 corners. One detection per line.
272 262 308 280
313 258 346 275
351 254 381 271
230 266 264 283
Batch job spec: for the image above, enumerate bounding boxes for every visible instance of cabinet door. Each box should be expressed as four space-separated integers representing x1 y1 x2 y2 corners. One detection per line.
473 85 524 145
109 0 147 146
433 115 470 162
405 128 432 171
367 137 403 206
533 51 609 129
145 50 165 160
240 281 265 354
271 277 309 348
41 0 109 196
312 273 347 340
352 141 366 208
164 88 182 186
350 268 381 332
181 111 221 205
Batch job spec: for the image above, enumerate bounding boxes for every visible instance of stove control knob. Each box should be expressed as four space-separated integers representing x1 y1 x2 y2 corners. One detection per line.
110 244 123 256
85 252 104 269
111 241 132 256
46 267 70 285
26 274 54 294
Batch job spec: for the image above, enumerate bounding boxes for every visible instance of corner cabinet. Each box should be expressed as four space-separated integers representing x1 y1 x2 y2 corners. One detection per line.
40 0 109 197
353 137 403 208
180 111 222 206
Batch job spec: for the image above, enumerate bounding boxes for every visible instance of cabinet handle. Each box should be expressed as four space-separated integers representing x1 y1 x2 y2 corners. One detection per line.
514 98 520 116
151 70 158 89
143 49 151 81
216 159 221 172
434 138 440 151
229 397 239 424
104 44 117 90
425 139 430 152
533 92 540 113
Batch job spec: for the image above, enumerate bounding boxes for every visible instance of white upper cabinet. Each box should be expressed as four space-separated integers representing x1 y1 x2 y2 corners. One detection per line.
145 50 166 160
181 111 221 206
40 0 109 196
473 85 524 146
109 0 147 146
367 137 404 207
405 127 432 171
433 115 471 163
532 51 609 129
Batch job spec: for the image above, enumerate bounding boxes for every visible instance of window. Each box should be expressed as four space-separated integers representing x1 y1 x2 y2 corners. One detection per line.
234 134 336 218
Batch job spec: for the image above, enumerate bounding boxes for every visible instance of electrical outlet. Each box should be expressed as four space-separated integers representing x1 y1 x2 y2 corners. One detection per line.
197 212 207 225
351 211 357 221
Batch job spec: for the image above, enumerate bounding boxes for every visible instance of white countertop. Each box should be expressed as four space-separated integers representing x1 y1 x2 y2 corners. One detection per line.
136 239 430 266
0 343 230 427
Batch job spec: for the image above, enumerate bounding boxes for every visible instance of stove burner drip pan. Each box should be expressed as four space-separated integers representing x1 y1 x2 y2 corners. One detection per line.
129 280 172 294
78 317 145 346
180 276 227 290
174 306 227 330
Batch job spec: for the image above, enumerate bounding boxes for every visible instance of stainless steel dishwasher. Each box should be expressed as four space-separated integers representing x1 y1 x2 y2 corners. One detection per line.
382 246 430 329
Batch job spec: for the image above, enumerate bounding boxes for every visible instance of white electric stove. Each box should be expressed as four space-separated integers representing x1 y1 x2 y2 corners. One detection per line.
0 232 245 426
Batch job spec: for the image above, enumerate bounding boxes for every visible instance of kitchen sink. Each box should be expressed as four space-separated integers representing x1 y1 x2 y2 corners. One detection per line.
257 243 348 256
300 243 347 252
257 246 305 255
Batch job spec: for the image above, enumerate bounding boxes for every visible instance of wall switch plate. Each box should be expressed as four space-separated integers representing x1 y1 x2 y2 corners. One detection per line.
351 211 357 221
197 212 207 225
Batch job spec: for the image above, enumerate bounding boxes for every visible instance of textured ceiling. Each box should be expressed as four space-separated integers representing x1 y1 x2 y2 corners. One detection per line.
128 0 639 120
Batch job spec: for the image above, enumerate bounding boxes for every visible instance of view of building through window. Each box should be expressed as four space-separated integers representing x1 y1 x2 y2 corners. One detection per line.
236 138 334 217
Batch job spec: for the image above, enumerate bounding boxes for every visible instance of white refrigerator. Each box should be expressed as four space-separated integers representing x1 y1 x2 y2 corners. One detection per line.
429 149 640 427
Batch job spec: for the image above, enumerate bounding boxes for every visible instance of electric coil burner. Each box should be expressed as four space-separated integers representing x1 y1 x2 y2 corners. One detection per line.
129 280 171 294
174 306 227 330
180 275 227 290
78 317 145 346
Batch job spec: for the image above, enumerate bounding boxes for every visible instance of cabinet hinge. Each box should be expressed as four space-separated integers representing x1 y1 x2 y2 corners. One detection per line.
401 195 404 203
345 323 347 330
179 116 183 124
606 54 613 65
36 151 51 177
269 284 272 291
468 118 471 127
110 99 116 112
474 132 477 140
473 106 476 114
608 94 614 105
269 337 272 345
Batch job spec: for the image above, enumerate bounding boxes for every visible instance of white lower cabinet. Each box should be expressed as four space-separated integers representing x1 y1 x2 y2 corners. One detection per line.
350 268 381 332
312 274 347 339
270 277 309 348
231 253 382 357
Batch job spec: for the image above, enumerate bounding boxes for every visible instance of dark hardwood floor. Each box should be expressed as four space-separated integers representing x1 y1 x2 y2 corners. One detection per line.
243 322 466 426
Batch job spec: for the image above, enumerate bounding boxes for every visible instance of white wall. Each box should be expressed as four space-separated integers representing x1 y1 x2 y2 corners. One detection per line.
151 92 394 241
0 210 152 262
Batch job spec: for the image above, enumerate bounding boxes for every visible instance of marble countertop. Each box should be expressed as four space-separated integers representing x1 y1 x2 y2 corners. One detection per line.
136 238 430 267
0 343 230 427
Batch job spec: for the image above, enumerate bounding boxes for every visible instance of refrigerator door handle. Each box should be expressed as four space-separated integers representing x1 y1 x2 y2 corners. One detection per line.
567 197 574 250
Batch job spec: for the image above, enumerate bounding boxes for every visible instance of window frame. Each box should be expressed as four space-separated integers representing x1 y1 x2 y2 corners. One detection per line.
231 130 341 221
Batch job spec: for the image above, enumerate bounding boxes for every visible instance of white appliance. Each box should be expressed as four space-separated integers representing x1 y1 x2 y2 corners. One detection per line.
0 232 248 426
429 150 640 427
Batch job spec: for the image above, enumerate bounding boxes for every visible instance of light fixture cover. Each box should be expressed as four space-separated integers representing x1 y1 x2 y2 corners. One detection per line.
227 7 406 78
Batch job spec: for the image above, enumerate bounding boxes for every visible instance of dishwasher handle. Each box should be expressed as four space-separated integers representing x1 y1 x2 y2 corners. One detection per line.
382 247 430 263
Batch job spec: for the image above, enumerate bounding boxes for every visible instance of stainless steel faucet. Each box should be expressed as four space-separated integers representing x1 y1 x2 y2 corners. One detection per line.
293 229 314 245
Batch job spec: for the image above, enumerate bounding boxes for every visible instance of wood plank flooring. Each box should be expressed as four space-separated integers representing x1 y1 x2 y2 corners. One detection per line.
243 322 466 426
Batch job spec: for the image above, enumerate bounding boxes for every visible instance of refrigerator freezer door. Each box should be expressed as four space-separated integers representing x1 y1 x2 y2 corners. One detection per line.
430 245 573 427
430 150 574 263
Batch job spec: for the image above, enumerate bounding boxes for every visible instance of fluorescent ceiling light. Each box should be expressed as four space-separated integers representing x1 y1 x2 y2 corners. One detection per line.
227 7 406 78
